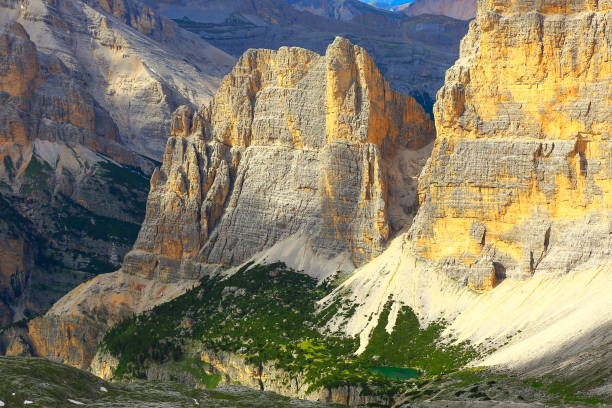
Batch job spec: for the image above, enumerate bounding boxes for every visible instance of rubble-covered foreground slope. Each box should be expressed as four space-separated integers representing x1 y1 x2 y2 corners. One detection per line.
0 356 334 408
5 355 607 408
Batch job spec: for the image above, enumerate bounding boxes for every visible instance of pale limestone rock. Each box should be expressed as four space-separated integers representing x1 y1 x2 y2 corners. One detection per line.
1 0 234 160
142 0 470 115
0 22 147 326
0 0 233 327
322 0 612 373
125 37 434 281
411 0 611 288
16 37 434 369
399 0 476 20
25 270 197 369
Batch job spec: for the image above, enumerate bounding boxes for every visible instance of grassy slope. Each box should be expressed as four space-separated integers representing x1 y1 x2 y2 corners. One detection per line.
99 263 611 406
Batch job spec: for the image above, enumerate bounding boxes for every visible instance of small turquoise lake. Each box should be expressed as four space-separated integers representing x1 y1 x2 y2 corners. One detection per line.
370 366 422 380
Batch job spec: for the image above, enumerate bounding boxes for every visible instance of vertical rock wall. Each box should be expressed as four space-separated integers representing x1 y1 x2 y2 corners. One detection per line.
125 37 434 281
411 0 611 289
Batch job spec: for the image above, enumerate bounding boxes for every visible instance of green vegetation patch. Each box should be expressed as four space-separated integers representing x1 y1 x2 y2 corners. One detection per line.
55 194 140 245
101 263 479 397
19 156 53 195
361 301 478 375
97 161 149 193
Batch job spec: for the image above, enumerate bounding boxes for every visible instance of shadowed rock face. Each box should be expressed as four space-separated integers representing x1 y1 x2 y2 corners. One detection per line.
0 0 233 327
410 0 611 290
125 37 434 281
0 22 148 327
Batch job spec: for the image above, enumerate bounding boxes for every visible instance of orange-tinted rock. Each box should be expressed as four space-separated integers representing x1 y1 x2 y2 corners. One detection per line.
411 0 611 289
126 37 434 280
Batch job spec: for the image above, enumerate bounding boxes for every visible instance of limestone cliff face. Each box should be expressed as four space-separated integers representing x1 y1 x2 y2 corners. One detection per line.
144 0 470 116
125 37 434 281
320 1 611 382
21 271 196 368
0 0 233 326
0 22 127 162
410 0 611 290
2 0 234 160
6 37 433 369
0 22 147 326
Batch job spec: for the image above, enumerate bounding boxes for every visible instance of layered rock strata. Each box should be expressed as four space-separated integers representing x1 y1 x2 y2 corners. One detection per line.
399 0 477 20
0 22 149 326
411 0 611 289
1 0 234 160
125 36 434 281
323 0 612 376
3 37 434 368
143 0 470 115
0 0 233 326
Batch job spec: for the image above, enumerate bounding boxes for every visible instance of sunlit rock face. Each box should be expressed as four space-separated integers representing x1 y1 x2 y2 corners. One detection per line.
125 37 435 281
410 0 611 290
2 37 434 369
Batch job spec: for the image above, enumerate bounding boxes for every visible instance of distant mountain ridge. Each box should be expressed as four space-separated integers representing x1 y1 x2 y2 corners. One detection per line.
364 0 413 10
398 0 476 20
143 0 470 115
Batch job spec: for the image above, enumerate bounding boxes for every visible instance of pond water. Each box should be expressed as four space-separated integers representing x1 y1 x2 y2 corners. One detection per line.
370 366 422 380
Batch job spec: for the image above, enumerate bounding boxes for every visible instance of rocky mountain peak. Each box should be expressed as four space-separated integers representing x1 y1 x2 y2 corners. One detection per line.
0 22 39 102
125 37 434 281
480 0 606 15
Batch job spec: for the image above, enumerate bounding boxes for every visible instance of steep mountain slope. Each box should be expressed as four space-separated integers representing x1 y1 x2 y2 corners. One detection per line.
0 38 434 369
2 0 609 405
80 0 612 400
0 356 332 407
0 21 151 327
0 0 234 326
144 0 470 115
1 0 234 160
124 37 434 280
325 0 611 386
398 0 476 20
